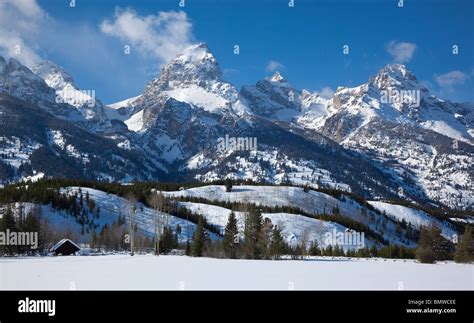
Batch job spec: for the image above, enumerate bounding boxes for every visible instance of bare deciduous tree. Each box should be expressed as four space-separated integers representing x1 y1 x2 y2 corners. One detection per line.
149 191 167 256
125 193 137 256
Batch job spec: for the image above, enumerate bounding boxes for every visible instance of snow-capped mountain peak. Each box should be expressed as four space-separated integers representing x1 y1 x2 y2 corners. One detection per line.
0 55 58 106
269 71 287 83
369 63 422 91
31 60 75 90
379 63 415 79
2 57 44 81
129 43 249 119
156 42 223 90
175 42 217 66
31 60 106 122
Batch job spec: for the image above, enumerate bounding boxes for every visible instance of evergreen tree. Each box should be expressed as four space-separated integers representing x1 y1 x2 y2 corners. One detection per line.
0 207 17 255
223 211 239 259
308 240 320 256
289 244 301 259
258 218 273 259
243 206 262 259
369 244 378 257
79 191 83 207
175 224 182 235
185 241 191 256
24 206 42 252
346 248 356 257
430 225 452 260
406 223 413 240
160 226 178 254
332 245 344 257
269 225 286 259
416 227 435 263
191 215 206 257
224 178 233 192
91 230 97 249
396 223 403 237
416 224 452 263
454 226 474 263
357 246 369 257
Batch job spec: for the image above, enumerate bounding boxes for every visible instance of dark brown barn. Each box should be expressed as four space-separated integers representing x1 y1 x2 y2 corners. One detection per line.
51 239 80 255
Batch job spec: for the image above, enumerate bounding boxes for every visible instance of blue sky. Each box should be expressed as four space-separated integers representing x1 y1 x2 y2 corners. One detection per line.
1 0 473 103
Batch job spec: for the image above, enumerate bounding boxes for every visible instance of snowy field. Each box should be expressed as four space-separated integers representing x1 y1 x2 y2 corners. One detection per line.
0 255 472 290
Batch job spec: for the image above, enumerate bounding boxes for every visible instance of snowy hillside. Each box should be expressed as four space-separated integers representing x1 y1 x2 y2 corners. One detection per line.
192 150 351 192
60 187 216 242
164 184 440 246
178 201 373 248
368 201 457 239
3 184 453 248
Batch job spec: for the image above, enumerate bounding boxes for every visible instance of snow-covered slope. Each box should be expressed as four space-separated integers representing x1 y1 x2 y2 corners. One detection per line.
315 64 473 142
240 71 330 122
114 43 250 133
2 187 219 243
105 95 141 121
0 91 156 184
31 60 108 123
0 56 82 120
178 201 373 249
60 187 216 242
166 185 343 213
192 150 350 191
164 185 438 246
368 201 457 239
298 64 473 210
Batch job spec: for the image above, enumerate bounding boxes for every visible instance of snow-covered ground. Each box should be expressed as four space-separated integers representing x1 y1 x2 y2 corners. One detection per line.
0 255 472 290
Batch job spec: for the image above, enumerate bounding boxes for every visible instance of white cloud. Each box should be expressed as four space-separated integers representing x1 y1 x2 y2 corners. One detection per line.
100 8 193 64
265 60 284 73
316 86 335 99
419 80 434 92
435 70 469 88
7 0 44 18
0 35 41 67
386 41 416 63
223 68 238 76
0 1 192 102
434 70 471 96
0 0 46 66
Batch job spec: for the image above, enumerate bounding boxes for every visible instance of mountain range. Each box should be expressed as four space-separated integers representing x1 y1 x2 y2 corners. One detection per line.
0 43 472 210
